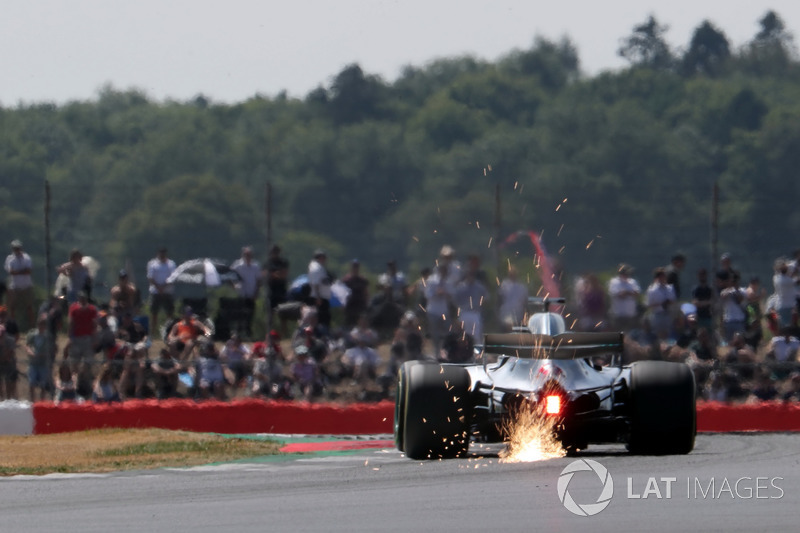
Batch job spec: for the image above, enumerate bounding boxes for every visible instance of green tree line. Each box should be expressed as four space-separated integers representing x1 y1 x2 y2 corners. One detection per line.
2 11 799 297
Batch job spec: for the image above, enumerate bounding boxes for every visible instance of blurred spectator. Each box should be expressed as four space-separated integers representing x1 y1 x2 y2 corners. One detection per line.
67 292 98 392
265 245 290 316
368 276 404 337
665 253 686 300
38 296 63 354
112 344 141 400
25 315 55 402
95 313 118 360
307 249 333 330
150 346 182 399
383 260 408 307
0 305 20 341
386 312 426 380
575 272 607 331
342 340 379 382
743 277 764 350
425 262 456 358
109 269 141 320
751 370 779 401
771 258 797 329
252 336 289 399
766 328 799 380
343 315 380 381
251 341 271 397
196 340 227 400
705 371 729 402
341 259 370 328
391 311 425 362
691 268 715 334
725 332 757 380
231 246 262 338
782 373 800 402
464 254 489 285
291 345 322 400
58 248 92 304
92 362 121 403
117 312 149 400
221 333 251 388
720 273 746 343
645 267 676 340
454 264 489 342
407 266 432 318
291 306 329 364
438 245 461 285
0 325 18 399
54 360 79 404
498 266 528 330
146 247 176 334
721 369 749 401
167 306 212 360
441 320 474 363
767 329 800 363
715 253 738 294
689 327 718 363
676 313 700 349
608 264 641 333
686 327 718 388
117 312 148 348
4 239 35 330
348 314 379 347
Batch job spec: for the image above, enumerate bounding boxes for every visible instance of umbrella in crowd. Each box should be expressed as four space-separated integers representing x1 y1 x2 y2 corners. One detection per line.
53 256 101 296
288 274 349 307
167 258 241 287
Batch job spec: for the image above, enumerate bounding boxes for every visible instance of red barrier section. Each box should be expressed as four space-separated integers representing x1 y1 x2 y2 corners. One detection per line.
279 440 395 453
33 399 395 435
31 400 800 435
697 401 800 432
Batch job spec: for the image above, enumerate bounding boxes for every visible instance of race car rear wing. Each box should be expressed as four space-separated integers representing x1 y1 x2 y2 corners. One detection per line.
482 331 624 359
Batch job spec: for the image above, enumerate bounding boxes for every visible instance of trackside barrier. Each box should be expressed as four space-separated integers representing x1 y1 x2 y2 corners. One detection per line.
20 400 800 436
0 400 34 435
696 401 800 432
32 399 395 435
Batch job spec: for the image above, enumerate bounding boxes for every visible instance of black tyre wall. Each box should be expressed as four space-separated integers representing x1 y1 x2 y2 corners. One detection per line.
403 364 472 460
628 361 696 455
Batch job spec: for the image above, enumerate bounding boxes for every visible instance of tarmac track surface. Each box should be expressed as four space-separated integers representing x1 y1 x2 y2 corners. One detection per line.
1 433 798 532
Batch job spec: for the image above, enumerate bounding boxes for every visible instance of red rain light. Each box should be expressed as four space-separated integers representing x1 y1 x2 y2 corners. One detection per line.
544 395 562 415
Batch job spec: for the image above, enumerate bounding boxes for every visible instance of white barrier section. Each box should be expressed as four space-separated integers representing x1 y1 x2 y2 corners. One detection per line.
0 400 34 435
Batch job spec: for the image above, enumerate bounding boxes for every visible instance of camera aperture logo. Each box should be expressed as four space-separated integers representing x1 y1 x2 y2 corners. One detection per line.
557 459 614 517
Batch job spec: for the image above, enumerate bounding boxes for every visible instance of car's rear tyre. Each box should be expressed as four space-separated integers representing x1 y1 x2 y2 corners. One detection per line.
628 361 696 455
403 363 472 460
394 361 421 452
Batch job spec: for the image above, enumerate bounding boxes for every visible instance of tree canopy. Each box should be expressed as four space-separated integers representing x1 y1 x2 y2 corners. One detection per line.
2 11 800 297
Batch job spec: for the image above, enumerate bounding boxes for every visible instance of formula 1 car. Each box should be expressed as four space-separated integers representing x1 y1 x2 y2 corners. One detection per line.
395 299 696 460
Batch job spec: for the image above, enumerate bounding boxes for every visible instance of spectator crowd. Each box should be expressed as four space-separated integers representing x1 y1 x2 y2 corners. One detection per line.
2 237 800 405
577 252 800 402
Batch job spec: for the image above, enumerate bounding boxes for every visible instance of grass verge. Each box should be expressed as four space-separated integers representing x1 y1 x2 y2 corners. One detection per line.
0 428 281 476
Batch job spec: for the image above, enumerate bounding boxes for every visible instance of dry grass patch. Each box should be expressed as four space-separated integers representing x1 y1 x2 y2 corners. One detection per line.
0 428 281 476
